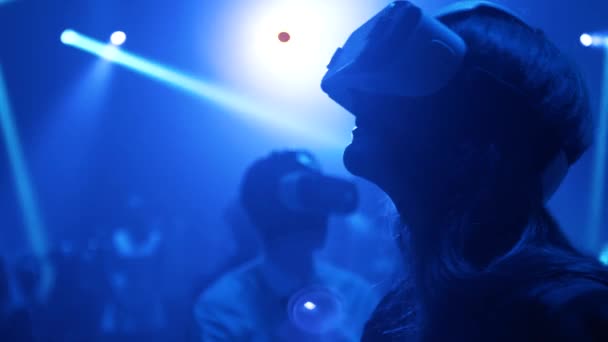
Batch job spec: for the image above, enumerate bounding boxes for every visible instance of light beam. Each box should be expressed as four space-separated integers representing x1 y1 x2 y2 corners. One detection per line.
579 33 608 48
0 65 54 299
589 48 608 250
60 29 341 147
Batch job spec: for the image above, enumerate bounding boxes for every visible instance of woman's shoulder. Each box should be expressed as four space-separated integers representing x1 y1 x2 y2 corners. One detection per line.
441 273 608 341
532 277 608 341
480 272 608 341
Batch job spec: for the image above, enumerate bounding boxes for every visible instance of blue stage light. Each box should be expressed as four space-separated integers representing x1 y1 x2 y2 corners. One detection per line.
110 31 127 46
579 33 608 48
209 0 381 95
60 29 341 146
0 66 48 258
580 33 593 47
203 0 388 134
60 29 78 45
0 65 54 300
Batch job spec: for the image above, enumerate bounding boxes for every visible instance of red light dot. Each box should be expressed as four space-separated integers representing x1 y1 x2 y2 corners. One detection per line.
278 32 291 42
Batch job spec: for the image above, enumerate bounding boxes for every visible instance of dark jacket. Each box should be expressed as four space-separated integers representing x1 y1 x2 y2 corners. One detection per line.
362 276 608 341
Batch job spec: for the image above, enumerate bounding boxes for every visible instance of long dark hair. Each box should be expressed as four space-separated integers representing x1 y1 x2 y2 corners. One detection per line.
367 6 608 338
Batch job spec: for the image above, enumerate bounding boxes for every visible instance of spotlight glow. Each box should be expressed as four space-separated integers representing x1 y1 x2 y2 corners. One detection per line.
594 36 606 47
304 301 316 310
61 29 78 45
579 33 608 48
205 0 387 126
60 29 341 146
110 31 127 46
580 33 593 47
245 2 337 90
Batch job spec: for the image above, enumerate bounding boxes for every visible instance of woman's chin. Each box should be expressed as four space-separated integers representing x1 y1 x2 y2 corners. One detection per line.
343 141 378 179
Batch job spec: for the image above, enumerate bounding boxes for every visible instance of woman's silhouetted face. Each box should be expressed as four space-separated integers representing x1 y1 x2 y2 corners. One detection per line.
344 91 470 212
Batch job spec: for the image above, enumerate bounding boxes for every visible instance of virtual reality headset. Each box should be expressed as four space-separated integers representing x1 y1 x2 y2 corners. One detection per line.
321 1 467 114
321 1 569 203
278 169 359 215
276 151 358 215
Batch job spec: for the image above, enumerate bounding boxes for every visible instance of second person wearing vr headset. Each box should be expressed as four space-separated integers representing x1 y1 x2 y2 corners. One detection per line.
323 1 608 341
194 150 379 341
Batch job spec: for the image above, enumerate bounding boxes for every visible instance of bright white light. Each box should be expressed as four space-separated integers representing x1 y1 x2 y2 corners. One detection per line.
61 29 78 45
304 301 316 310
204 0 387 131
110 31 127 46
101 45 120 60
580 33 593 47
246 3 328 84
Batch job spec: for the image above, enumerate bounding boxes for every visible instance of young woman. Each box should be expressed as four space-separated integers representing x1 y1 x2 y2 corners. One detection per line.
325 2 608 341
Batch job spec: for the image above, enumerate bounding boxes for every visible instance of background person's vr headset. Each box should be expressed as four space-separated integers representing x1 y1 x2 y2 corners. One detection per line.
278 169 359 215
241 150 359 220
321 0 569 203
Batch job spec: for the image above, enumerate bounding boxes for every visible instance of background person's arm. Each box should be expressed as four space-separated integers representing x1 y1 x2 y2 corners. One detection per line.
193 296 250 341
